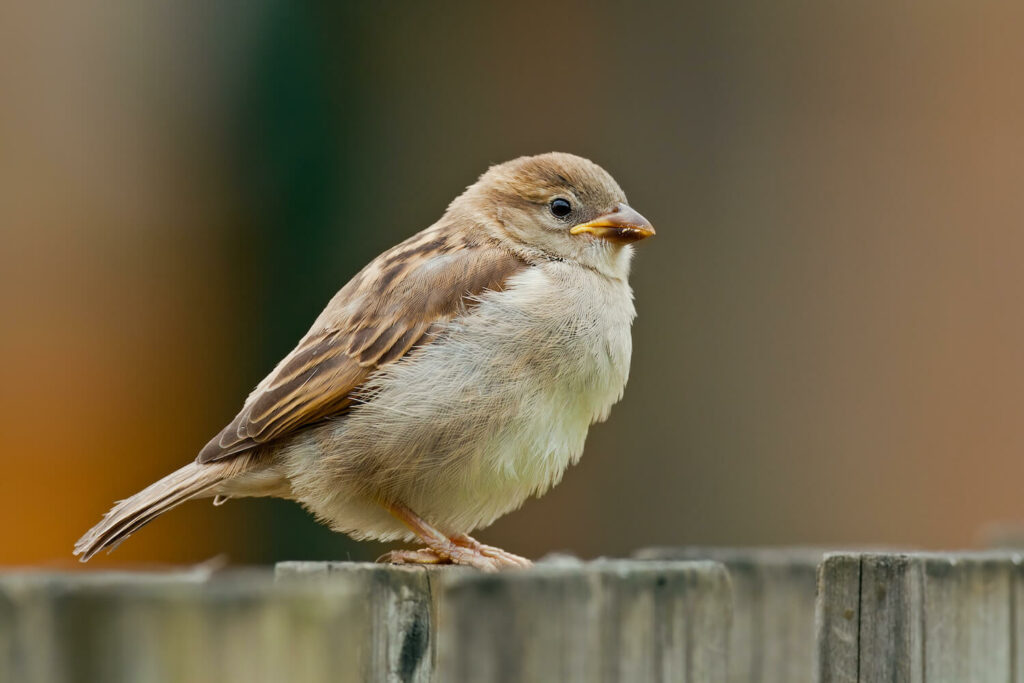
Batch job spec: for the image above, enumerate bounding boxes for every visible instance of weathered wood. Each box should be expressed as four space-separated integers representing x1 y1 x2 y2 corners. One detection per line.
276 558 734 683
0 570 209 683
816 552 1020 683
814 554 860 683
923 555 1014 681
0 569 374 683
637 546 824 683
433 558 732 682
275 562 434 682
9 550 1021 683
2 561 732 683
858 554 923 683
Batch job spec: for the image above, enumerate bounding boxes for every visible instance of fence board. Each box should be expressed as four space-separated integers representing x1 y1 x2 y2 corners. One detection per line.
431 558 732 682
0 570 368 683
816 552 1020 683
637 546 824 683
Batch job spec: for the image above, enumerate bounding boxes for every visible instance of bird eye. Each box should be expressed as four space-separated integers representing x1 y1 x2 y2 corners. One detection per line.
549 198 572 218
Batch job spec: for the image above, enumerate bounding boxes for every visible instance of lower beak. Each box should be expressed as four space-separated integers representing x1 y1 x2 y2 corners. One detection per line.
569 203 655 243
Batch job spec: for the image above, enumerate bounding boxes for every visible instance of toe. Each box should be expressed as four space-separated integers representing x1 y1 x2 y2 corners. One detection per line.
377 548 448 565
447 546 500 572
480 546 533 569
450 533 482 551
449 535 531 569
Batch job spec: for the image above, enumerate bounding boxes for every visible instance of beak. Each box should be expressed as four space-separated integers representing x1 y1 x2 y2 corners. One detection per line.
569 203 656 243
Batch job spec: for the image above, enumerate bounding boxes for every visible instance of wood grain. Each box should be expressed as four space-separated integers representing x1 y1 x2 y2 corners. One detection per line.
638 546 824 683
816 552 1020 683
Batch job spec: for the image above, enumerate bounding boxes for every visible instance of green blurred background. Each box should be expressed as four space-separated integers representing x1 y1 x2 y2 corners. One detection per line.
3 1 1023 567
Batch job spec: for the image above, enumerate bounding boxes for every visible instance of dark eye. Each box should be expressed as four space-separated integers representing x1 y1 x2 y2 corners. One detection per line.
549 198 572 218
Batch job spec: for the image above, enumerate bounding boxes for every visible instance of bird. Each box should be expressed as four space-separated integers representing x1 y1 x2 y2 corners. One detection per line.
74 152 655 571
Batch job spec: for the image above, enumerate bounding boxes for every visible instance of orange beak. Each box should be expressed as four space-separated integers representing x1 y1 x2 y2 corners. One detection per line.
569 203 655 243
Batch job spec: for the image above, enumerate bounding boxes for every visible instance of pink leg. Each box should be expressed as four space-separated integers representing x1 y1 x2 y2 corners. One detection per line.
377 503 530 571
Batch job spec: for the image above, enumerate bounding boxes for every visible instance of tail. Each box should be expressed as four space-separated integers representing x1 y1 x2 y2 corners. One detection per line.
74 456 256 562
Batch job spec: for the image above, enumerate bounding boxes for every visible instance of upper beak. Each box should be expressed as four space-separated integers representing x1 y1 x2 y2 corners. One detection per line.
569 203 656 243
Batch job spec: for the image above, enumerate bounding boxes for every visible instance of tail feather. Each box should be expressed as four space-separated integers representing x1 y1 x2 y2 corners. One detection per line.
74 456 254 562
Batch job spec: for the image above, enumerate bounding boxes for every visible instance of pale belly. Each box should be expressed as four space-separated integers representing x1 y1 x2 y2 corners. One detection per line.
280 264 635 542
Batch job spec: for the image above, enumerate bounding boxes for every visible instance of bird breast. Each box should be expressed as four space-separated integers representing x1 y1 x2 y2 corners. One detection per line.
303 260 636 536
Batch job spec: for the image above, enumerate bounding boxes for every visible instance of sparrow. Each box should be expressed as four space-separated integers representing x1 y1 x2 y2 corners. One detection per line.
75 152 655 571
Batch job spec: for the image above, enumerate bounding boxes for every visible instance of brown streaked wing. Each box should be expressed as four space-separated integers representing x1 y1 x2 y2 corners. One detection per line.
196 237 527 463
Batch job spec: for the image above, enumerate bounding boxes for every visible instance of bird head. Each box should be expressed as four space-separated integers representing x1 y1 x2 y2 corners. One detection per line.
451 152 655 278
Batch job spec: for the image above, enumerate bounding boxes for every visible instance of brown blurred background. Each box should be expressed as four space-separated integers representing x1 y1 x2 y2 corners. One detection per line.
2 1 1023 567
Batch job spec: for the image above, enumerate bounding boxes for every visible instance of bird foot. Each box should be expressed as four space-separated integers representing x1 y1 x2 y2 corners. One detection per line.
377 534 532 572
379 502 532 571
378 545 501 572
451 533 533 568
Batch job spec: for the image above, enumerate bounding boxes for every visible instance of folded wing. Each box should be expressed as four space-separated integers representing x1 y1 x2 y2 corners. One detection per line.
197 230 527 463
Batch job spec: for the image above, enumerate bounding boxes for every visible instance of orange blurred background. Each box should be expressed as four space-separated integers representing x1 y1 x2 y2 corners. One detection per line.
3 1 1024 567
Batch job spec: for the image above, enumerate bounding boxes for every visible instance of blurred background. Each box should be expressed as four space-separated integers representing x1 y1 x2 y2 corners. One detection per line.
2 1 1023 567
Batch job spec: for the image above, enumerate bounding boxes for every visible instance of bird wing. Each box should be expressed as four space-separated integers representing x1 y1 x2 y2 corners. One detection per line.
196 230 527 463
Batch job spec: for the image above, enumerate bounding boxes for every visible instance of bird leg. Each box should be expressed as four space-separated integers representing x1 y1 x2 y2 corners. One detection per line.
450 533 532 568
377 502 530 571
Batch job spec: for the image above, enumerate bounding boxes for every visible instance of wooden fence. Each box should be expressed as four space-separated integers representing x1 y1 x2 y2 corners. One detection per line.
1 550 1021 682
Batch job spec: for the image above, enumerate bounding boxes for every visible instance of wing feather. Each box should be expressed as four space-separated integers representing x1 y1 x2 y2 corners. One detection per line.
196 232 526 463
